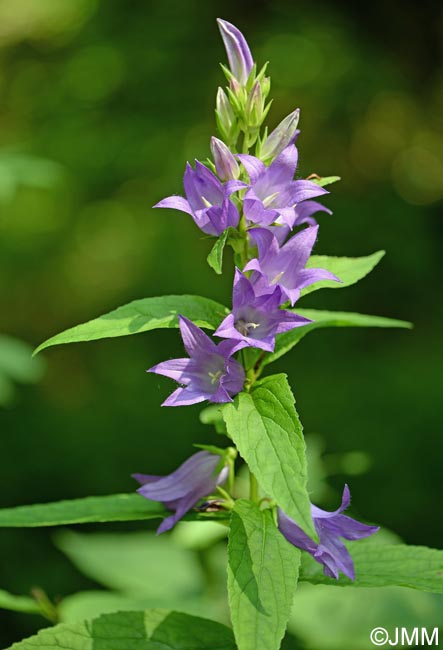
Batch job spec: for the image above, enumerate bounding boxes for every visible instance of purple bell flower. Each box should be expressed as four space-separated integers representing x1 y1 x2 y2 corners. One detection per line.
215 269 312 351
269 200 333 245
278 485 379 580
217 18 254 86
154 161 245 236
238 145 329 227
148 315 245 406
244 225 340 305
133 451 229 534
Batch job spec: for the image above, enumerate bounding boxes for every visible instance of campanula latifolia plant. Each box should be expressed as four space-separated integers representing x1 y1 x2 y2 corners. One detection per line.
2 18 442 650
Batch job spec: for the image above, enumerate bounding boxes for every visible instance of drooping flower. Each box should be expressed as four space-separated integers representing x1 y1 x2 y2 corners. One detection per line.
148 316 245 406
154 161 245 236
238 145 328 227
278 485 379 580
215 269 312 351
211 136 240 181
133 450 228 533
260 109 300 162
244 225 340 305
217 18 254 86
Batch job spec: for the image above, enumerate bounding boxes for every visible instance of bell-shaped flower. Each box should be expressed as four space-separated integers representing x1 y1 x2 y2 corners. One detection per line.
133 450 229 534
211 137 240 180
148 316 245 406
217 18 254 86
269 200 333 245
238 145 329 227
215 269 312 351
260 109 300 162
244 225 340 305
278 485 379 580
154 161 245 236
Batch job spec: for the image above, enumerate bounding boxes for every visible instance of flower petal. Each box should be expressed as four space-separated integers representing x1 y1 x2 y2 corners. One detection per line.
154 195 193 215
237 154 266 184
179 315 217 356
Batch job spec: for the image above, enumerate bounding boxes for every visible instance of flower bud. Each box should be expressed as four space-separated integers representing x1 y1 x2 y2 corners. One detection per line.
260 109 300 161
217 18 254 86
215 87 238 143
245 80 264 128
210 136 240 180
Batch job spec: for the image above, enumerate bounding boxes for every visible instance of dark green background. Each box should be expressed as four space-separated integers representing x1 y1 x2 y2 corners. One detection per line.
0 0 441 645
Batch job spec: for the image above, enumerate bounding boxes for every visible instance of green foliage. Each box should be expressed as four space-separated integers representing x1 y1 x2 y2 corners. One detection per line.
207 228 230 274
34 295 229 354
6 609 236 650
262 309 412 366
302 250 385 296
0 494 166 527
0 335 45 406
228 500 300 650
0 589 40 615
300 542 443 592
223 375 315 539
310 175 341 187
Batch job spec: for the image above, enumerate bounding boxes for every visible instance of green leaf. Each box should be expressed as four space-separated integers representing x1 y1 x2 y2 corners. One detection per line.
228 500 300 650
0 588 40 614
262 309 412 366
223 374 315 539
199 404 227 434
302 250 385 296
0 494 166 527
206 228 230 274
310 175 341 187
7 609 236 650
34 295 228 354
300 543 443 592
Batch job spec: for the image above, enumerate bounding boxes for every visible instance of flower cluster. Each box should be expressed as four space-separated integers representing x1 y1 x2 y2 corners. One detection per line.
136 19 378 582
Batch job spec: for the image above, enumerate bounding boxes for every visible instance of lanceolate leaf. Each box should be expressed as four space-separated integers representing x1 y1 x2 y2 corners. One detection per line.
223 374 315 539
300 543 443 593
228 500 300 650
310 175 341 187
0 494 166 527
302 250 385 296
34 295 228 354
6 609 236 650
206 228 230 274
0 589 40 614
262 309 412 366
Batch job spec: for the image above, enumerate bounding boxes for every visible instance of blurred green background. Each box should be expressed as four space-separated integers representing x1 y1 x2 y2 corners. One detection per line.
0 0 441 645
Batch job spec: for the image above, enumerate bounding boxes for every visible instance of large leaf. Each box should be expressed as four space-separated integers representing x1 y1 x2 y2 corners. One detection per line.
300 542 443 593
302 250 385 296
34 295 228 354
7 609 236 650
223 374 315 539
0 494 166 527
262 309 412 366
228 500 300 650
0 589 40 614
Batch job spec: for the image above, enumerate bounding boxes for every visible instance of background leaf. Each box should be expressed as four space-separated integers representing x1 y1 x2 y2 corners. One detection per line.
228 500 300 650
261 309 412 366
302 251 385 296
34 295 228 354
223 375 315 539
7 609 236 650
0 589 40 615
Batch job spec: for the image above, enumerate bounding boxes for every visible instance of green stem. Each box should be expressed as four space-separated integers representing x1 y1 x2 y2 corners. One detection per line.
249 471 259 502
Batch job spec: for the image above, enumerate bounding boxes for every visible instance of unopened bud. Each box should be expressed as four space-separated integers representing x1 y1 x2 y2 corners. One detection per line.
215 87 238 142
245 80 264 127
217 18 254 86
260 109 300 161
210 136 240 180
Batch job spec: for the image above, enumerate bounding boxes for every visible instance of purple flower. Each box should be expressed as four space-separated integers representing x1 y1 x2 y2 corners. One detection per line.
260 109 301 162
217 19 254 85
244 225 340 305
215 269 312 351
269 200 333 245
211 136 240 180
133 451 228 533
238 145 328 227
278 485 379 580
154 161 245 236
148 316 245 406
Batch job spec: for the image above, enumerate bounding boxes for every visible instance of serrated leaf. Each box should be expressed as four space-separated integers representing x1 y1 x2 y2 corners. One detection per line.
262 309 412 366
207 228 230 274
310 175 341 187
300 543 443 593
0 588 40 614
228 500 300 650
0 494 166 527
34 295 228 354
302 250 385 296
222 374 315 539
7 609 236 650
